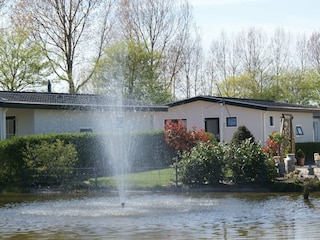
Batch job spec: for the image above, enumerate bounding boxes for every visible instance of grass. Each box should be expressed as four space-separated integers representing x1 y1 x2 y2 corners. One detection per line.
90 168 176 189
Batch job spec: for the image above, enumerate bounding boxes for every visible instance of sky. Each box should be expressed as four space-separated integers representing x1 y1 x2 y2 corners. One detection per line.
189 0 320 49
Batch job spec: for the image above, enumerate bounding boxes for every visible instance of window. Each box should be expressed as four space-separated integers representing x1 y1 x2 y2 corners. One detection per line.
164 119 187 129
226 117 237 127
269 116 274 126
6 116 16 139
80 128 93 133
296 126 304 135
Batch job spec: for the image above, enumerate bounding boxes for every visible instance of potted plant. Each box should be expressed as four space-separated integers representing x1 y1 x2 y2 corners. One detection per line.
296 149 305 166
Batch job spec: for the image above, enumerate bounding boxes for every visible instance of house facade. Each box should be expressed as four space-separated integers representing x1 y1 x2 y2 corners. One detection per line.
154 96 320 144
0 91 167 140
1 92 320 145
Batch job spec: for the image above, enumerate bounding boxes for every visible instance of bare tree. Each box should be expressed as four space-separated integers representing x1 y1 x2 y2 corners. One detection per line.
269 28 291 84
206 32 242 96
307 31 320 74
13 0 115 93
296 33 309 71
237 27 270 96
177 27 205 98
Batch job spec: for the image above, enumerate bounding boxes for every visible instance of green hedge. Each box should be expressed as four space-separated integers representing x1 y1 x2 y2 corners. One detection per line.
296 142 320 165
0 131 175 188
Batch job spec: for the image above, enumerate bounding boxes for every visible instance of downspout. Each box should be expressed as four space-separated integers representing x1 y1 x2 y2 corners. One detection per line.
0 108 8 140
220 102 224 143
263 111 267 145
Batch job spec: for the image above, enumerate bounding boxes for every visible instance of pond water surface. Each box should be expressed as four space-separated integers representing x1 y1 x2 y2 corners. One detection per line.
1 191 320 239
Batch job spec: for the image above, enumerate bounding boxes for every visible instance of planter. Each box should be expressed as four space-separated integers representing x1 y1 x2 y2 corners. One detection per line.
297 157 305 166
285 153 296 173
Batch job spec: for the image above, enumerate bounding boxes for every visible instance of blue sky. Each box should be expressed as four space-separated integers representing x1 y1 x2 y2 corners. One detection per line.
189 0 320 48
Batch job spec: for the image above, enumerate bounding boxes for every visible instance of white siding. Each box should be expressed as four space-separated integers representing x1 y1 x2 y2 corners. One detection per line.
154 100 316 144
34 109 155 135
6 108 35 136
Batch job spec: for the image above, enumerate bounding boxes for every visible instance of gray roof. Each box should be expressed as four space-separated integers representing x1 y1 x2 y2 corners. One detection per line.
167 96 320 113
0 91 168 112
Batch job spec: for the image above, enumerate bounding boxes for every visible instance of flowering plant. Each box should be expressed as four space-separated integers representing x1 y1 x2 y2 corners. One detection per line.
263 131 285 157
164 119 212 153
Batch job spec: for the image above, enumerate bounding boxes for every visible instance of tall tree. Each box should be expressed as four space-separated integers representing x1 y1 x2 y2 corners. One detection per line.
94 40 172 104
0 28 50 91
237 27 270 96
117 0 193 99
307 31 320 74
13 0 115 93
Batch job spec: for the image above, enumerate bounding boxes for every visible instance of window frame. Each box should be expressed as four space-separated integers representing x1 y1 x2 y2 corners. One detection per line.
296 125 304 135
6 116 16 139
269 116 274 127
226 116 237 127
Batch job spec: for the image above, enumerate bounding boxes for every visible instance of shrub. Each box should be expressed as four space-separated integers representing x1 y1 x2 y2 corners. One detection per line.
0 131 174 188
23 139 78 186
164 119 213 153
225 139 276 185
263 131 285 157
179 141 224 186
231 125 255 145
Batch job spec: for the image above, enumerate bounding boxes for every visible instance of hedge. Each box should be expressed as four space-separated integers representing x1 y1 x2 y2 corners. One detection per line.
0 131 175 188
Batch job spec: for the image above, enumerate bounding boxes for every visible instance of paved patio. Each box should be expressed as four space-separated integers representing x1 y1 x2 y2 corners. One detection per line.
294 165 320 178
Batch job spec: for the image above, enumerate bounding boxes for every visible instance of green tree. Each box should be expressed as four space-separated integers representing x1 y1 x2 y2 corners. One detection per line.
0 29 50 91
94 40 172 104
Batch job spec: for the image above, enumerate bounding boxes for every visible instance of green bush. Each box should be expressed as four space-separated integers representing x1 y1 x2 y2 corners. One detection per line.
225 139 276 184
0 131 174 189
178 139 276 187
179 141 224 186
23 139 78 186
231 125 255 145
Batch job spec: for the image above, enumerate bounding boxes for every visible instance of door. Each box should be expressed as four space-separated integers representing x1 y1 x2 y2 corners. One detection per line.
205 118 220 141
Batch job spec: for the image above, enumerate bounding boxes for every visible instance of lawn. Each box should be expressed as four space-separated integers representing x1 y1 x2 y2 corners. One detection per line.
90 168 176 189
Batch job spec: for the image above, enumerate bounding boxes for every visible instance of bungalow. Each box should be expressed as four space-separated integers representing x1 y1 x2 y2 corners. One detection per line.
1 92 320 145
154 96 320 144
0 91 168 140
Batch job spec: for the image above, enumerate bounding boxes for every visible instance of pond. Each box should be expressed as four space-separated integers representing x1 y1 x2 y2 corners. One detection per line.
1 191 320 239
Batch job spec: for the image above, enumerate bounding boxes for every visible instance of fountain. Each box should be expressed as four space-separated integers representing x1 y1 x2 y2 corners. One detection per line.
94 74 147 207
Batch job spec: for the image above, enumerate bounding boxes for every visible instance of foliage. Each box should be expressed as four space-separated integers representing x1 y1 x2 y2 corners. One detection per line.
94 40 172 104
296 142 320 164
164 119 213 153
178 138 276 186
179 141 224 186
23 139 78 186
0 131 174 189
225 139 277 184
231 125 255 145
263 131 285 157
296 148 305 158
0 28 50 91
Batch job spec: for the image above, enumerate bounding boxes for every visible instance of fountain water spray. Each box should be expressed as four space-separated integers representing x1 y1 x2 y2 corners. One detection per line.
95 74 145 207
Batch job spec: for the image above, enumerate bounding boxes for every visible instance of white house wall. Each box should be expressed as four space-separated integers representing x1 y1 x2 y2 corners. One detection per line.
34 109 155 135
154 100 315 144
6 108 35 136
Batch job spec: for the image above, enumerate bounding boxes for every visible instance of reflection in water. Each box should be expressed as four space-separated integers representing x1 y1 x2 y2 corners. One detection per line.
1 192 320 239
